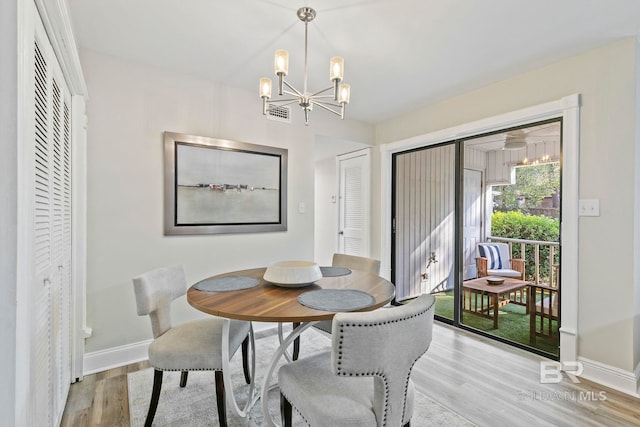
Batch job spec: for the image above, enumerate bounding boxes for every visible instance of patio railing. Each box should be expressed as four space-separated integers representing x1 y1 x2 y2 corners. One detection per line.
487 236 559 286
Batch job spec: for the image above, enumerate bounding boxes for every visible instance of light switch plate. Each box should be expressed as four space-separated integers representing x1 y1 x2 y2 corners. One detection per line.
578 199 600 217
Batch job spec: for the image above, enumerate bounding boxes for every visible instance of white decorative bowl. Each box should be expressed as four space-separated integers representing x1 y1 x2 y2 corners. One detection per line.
486 276 505 285
264 260 322 288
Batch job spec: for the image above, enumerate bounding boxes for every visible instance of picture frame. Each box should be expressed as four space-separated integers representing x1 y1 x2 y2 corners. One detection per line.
164 132 288 235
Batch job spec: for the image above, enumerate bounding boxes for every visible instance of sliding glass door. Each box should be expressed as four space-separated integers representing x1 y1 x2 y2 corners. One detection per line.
392 142 457 320
391 120 562 359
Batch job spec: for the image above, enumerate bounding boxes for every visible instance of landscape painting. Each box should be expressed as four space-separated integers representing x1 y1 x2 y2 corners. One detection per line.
164 132 288 235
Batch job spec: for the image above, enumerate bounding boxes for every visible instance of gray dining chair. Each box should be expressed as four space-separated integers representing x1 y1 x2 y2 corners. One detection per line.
314 253 381 333
132 265 252 427
279 293 435 427
291 253 381 360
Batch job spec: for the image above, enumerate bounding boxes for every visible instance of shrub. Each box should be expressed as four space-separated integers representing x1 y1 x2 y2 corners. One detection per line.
491 211 559 281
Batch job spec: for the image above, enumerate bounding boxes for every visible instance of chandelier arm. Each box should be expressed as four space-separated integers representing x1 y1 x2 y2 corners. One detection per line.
308 86 334 98
311 99 344 108
309 94 337 101
268 98 300 105
282 80 303 97
282 90 302 99
310 100 342 116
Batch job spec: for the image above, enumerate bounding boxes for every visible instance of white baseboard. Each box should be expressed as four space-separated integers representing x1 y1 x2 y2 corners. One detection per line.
83 339 151 376
82 322 279 375
578 356 640 398
636 361 640 395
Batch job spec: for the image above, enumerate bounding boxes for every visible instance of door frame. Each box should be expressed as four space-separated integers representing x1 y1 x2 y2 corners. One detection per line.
379 94 580 366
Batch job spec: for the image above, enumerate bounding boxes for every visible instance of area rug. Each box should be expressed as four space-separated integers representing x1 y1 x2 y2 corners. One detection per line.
128 327 473 426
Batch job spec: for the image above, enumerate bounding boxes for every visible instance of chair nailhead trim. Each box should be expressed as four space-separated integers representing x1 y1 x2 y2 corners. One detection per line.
280 390 311 426
332 298 435 426
155 368 222 372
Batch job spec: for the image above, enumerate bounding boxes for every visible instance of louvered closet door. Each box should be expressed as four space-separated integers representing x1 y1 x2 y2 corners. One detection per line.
32 13 73 427
338 150 371 256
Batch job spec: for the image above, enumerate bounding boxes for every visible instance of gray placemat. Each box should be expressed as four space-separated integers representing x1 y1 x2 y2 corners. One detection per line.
297 289 375 312
320 266 352 277
193 276 260 292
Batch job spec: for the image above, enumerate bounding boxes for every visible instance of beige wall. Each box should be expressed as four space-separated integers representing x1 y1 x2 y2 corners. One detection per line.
80 50 373 353
373 38 639 373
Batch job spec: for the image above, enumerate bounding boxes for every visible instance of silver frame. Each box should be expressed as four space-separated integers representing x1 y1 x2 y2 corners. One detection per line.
163 132 288 235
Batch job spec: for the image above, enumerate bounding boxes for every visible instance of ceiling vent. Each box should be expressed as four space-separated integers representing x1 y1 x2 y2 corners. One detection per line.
266 104 291 123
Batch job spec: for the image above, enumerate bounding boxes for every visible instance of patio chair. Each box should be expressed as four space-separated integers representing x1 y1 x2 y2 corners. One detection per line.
476 242 526 306
529 283 559 345
279 294 435 427
475 242 525 280
132 265 253 427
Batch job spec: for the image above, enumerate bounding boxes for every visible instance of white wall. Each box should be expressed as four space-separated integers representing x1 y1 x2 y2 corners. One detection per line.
80 50 373 355
314 156 339 266
374 38 639 376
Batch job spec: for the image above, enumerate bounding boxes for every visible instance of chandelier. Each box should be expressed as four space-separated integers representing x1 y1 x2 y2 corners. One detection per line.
259 6 351 126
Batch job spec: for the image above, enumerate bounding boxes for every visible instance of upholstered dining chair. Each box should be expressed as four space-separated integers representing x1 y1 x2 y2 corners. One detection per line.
314 253 381 333
291 253 381 360
279 293 435 427
132 265 252 427
331 252 382 274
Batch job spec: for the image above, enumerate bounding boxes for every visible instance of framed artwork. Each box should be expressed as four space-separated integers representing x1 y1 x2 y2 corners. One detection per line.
164 132 288 235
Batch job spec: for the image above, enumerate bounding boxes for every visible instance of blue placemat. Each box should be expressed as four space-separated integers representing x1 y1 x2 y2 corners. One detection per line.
194 276 260 292
297 289 375 312
320 266 352 277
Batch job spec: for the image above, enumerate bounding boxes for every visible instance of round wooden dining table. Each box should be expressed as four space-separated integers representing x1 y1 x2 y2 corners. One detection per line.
187 266 395 322
187 266 395 426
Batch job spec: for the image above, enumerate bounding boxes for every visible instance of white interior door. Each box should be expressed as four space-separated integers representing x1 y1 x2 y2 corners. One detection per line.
463 169 483 279
338 149 370 256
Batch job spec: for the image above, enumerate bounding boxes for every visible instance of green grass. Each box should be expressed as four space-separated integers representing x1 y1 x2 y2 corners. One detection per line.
434 291 558 356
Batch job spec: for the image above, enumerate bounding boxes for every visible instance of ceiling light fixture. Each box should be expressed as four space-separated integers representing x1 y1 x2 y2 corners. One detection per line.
259 6 350 126
503 130 527 150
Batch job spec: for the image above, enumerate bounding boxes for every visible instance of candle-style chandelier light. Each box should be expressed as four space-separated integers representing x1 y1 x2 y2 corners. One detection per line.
259 6 351 126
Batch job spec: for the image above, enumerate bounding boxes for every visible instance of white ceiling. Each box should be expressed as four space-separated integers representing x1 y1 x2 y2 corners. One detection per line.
67 0 640 126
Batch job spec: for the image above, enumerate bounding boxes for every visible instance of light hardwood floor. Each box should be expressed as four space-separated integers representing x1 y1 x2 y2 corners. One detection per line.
61 322 640 426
